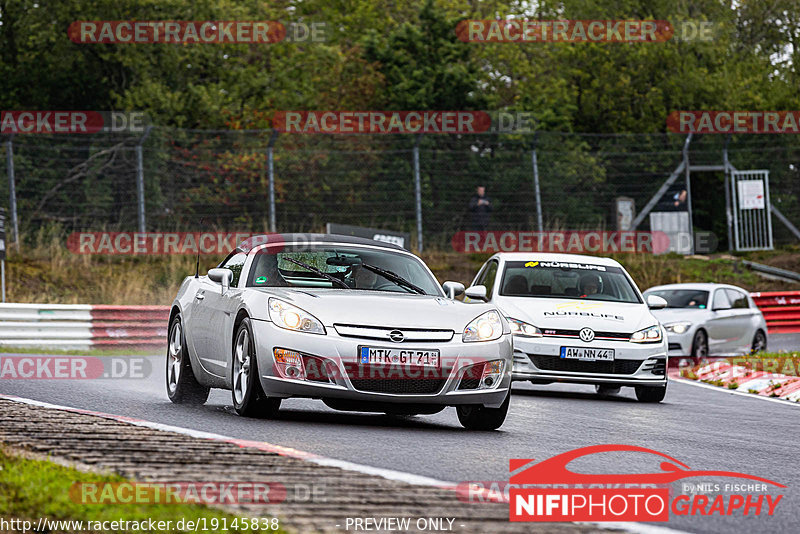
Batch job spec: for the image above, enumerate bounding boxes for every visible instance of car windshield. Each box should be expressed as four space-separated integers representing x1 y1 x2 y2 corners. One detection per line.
645 289 709 309
245 244 442 296
498 260 641 303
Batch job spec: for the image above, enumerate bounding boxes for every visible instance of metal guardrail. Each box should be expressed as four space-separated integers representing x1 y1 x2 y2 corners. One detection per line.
750 291 800 334
741 260 800 283
0 303 169 350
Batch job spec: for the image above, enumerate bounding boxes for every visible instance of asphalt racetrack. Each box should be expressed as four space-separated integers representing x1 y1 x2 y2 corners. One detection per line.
2 333 799 534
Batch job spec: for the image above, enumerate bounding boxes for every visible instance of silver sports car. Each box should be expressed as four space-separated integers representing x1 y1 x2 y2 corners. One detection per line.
166 234 513 430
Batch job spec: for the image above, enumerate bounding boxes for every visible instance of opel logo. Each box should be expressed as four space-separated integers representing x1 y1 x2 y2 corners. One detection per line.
388 330 405 343
579 327 595 342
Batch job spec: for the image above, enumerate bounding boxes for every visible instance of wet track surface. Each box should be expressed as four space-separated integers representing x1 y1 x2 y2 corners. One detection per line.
2 333 799 533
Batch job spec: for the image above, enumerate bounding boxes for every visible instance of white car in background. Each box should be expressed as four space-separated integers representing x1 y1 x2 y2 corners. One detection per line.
643 283 767 358
466 253 669 402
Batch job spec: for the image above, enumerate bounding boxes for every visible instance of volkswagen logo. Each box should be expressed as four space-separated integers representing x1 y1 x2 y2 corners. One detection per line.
579 327 595 342
388 330 405 343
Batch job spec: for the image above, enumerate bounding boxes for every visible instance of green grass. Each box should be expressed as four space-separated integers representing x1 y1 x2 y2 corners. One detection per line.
701 378 725 387
0 447 283 533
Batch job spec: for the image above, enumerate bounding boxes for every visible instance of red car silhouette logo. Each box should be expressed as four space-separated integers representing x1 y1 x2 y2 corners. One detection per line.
510 444 785 487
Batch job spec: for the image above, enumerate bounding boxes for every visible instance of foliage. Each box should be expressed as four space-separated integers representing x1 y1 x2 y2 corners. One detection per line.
3 0 800 238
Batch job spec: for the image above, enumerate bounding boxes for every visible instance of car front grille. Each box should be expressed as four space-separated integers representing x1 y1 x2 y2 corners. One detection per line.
349 378 447 394
540 329 632 340
344 363 450 394
333 324 454 342
528 355 643 375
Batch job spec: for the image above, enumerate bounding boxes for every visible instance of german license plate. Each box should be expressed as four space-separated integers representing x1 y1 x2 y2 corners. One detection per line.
560 347 614 361
359 347 440 368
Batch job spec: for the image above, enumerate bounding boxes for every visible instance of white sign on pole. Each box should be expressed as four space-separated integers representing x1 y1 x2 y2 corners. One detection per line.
738 180 765 210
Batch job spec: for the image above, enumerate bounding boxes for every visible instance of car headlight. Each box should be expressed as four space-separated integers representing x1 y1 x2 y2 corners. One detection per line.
268 298 326 335
463 310 503 342
630 325 662 343
665 322 692 334
506 318 543 337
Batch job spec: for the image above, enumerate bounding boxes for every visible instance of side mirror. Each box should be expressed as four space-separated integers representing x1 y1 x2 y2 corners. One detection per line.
442 281 465 299
208 268 233 293
646 295 668 309
465 285 488 302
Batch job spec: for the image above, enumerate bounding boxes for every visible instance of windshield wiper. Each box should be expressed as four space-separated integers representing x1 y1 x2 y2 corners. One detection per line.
284 257 350 290
360 263 427 295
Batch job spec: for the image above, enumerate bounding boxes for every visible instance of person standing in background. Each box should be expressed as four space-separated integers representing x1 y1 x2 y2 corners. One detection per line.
469 185 492 231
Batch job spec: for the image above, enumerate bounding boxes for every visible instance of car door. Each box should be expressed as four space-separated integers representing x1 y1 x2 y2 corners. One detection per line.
204 251 248 377
725 288 758 353
187 251 247 377
704 289 740 354
186 276 220 369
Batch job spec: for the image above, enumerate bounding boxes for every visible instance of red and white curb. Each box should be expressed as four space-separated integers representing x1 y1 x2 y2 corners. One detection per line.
670 362 800 404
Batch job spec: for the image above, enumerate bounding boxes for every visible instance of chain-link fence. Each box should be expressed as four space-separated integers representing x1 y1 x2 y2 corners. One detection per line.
2 129 800 251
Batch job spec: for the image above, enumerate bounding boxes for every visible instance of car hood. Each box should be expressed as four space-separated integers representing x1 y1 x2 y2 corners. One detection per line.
650 308 709 325
253 288 496 330
494 296 656 334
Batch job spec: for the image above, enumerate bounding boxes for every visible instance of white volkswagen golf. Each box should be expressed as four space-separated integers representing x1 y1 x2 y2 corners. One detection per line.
467 253 669 402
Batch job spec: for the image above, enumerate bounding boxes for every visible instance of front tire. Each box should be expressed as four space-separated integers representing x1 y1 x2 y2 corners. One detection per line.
166 315 210 405
635 383 667 403
231 318 281 418
456 393 510 430
751 330 767 354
